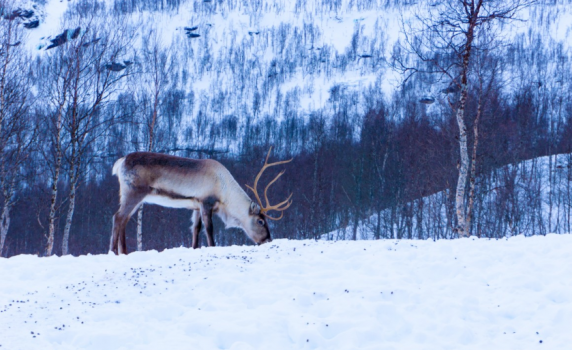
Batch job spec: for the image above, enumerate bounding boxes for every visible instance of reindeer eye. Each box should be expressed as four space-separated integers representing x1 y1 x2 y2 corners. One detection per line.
257 219 265 226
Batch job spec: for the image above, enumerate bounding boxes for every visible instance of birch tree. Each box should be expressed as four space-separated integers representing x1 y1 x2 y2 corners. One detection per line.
0 0 35 256
41 15 133 255
465 52 500 236
396 0 533 236
134 30 174 251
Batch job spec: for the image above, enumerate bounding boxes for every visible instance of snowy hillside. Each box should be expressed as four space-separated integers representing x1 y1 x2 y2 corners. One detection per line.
15 0 572 145
1 236 571 349
21 0 403 138
325 153 572 241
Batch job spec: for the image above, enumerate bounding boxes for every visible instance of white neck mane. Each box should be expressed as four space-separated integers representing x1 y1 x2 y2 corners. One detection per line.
216 170 253 229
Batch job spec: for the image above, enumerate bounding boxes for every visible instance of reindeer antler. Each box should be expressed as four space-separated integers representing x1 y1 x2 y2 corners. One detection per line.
246 147 293 220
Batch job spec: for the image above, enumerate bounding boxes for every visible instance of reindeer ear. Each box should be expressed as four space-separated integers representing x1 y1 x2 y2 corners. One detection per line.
249 201 261 215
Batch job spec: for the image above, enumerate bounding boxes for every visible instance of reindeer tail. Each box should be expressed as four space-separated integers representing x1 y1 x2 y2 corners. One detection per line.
112 157 125 176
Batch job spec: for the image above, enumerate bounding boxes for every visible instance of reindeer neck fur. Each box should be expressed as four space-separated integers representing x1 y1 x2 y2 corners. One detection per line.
215 168 253 230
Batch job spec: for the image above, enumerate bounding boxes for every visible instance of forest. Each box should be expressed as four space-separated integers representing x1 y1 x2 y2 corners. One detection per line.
1 0 571 257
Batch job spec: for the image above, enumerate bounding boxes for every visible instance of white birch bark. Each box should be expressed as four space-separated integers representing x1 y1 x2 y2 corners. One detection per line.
46 155 61 256
135 43 161 251
45 56 66 256
137 206 143 251
0 203 10 257
61 161 78 255
46 122 63 256
466 96 483 236
455 85 470 237
453 14 477 238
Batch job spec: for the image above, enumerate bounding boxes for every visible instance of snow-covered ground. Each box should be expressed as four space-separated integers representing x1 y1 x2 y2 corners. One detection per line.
1 235 571 349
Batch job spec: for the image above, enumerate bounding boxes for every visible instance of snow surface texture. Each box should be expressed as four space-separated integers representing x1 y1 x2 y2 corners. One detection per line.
1 236 571 349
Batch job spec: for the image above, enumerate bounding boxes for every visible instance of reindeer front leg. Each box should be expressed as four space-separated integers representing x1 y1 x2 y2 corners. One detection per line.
200 202 215 247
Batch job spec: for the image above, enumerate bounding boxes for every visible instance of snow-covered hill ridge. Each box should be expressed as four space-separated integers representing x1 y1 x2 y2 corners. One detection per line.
326 153 572 240
1 235 571 349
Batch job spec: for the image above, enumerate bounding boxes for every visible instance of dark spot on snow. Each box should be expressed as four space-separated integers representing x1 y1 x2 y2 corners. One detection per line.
540 340 543 343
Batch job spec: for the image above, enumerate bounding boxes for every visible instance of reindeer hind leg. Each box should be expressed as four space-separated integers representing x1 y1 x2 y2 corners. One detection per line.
191 210 202 249
200 203 215 247
111 188 148 255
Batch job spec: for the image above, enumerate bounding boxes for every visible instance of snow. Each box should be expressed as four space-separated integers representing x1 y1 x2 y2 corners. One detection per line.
1 236 571 349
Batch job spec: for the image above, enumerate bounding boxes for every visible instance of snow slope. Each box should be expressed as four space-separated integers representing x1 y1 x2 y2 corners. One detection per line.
16 0 572 139
325 153 572 241
1 236 571 349
22 0 404 125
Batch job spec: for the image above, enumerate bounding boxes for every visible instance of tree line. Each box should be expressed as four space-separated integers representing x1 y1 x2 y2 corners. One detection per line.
1 0 571 257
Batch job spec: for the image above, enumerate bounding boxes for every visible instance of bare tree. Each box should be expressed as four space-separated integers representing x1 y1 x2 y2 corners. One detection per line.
40 14 134 256
134 29 175 251
0 0 35 256
396 0 534 236
466 51 500 235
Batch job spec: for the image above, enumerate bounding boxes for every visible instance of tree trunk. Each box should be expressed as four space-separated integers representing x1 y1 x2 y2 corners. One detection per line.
137 205 143 251
310 149 319 238
466 97 483 236
61 164 78 255
0 17 15 134
352 215 359 240
46 154 61 256
0 203 10 257
135 86 159 252
454 86 470 237
454 20 476 238
375 210 381 239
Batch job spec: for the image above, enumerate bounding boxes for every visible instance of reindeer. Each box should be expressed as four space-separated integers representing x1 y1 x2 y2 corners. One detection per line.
110 148 292 254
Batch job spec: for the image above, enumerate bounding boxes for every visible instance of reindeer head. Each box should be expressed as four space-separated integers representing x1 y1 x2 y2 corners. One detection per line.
245 147 293 244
